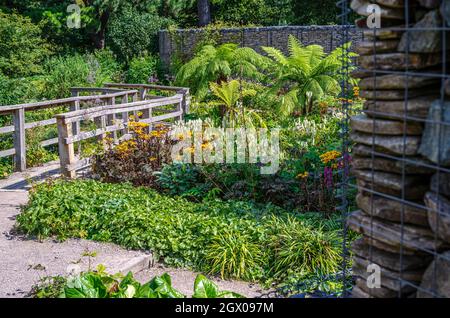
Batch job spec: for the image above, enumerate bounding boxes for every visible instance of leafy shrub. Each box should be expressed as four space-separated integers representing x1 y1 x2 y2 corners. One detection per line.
0 73 43 106
92 122 173 187
107 8 173 63
42 54 90 99
18 179 342 286
31 267 243 298
85 50 123 87
0 11 51 77
156 164 212 200
126 55 161 84
42 51 122 100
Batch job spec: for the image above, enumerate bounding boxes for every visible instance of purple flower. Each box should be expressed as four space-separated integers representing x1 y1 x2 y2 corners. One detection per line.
148 75 159 83
324 166 333 189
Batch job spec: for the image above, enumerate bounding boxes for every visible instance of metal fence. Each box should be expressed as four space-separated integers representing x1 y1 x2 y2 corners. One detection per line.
259 0 450 299
341 0 450 298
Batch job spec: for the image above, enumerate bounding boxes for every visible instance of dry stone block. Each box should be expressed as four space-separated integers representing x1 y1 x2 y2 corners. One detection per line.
419 0 442 9
360 87 438 100
358 53 442 70
417 251 450 298
351 284 375 298
351 114 423 135
351 132 421 155
356 191 430 226
352 255 423 293
353 169 429 200
351 0 405 19
347 210 449 253
357 40 400 55
375 0 405 8
398 10 445 53
418 100 450 166
430 172 450 199
363 28 404 40
354 278 398 298
359 74 440 90
361 236 417 255
352 154 435 175
425 191 450 243
352 238 432 271
364 96 438 120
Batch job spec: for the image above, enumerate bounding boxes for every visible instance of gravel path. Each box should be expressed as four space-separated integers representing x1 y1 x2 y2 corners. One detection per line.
0 190 271 298
0 191 147 298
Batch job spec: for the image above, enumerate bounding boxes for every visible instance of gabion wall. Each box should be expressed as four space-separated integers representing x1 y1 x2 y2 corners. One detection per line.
159 25 363 67
345 0 450 298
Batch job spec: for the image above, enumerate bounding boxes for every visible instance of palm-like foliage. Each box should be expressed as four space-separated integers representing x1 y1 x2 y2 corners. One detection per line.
263 35 357 116
209 80 265 128
176 43 270 101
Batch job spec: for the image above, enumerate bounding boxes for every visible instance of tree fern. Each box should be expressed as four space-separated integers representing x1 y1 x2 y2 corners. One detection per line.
263 35 357 116
176 43 270 101
209 80 265 128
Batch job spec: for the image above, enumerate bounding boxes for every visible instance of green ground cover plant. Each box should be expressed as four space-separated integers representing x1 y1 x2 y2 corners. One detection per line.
18 179 343 288
31 266 243 298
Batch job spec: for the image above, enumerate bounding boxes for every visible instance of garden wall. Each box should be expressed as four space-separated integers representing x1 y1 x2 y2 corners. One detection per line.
158 25 363 67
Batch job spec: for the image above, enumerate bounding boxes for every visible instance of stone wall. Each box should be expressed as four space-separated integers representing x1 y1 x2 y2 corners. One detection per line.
158 25 363 67
348 0 450 298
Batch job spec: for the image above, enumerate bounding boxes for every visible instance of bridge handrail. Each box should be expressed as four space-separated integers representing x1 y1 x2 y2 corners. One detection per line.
56 93 185 178
0 88 139 171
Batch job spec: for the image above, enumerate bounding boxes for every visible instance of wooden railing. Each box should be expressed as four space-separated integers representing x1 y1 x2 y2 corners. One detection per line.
55 92 186 178
0 88 138 172
104 83 190 114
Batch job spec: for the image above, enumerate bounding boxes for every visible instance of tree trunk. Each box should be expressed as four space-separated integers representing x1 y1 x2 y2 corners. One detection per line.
197 0 211 27
94 11 110 49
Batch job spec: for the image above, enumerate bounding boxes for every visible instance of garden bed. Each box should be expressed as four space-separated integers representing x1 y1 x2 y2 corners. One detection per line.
17 179 345 291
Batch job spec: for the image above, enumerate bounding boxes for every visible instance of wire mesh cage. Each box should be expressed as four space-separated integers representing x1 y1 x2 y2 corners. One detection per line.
340 0 450 298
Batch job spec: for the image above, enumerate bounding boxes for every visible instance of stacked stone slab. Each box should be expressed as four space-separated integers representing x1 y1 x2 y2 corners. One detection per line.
348 0 450 298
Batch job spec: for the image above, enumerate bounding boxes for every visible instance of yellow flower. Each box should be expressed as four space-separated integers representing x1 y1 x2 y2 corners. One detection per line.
296 172 309 179
149 157 157 162
201 142 212 150
137 111 144 117
320 150 342 164
186 147 196 154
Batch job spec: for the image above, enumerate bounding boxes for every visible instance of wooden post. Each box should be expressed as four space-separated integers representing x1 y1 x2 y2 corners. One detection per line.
95 115 107 148
70 92 81 136
57 116 76 179
121 94 129 136
139 87 147 101
132 92 138 119
13 108 26 172
107 97 117 142
70 92 81 156
180 89 190 119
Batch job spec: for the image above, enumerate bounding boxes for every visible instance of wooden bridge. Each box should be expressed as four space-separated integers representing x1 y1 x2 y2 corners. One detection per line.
0 84 189 187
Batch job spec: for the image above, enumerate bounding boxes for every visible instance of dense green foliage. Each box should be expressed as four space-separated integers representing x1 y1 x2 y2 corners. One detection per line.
0 11 51 77
107 8 172 64
32 267 243 298
18 180 342 286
